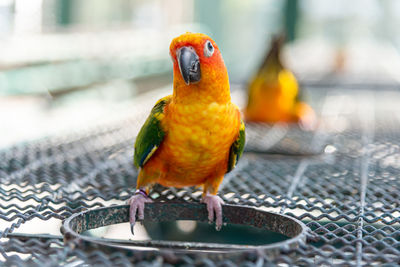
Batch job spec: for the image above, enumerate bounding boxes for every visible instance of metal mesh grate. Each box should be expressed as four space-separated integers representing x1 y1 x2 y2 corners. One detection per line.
1 84 400 266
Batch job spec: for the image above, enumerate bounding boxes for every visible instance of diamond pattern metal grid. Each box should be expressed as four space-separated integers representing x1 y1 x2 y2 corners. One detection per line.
1 85 400 266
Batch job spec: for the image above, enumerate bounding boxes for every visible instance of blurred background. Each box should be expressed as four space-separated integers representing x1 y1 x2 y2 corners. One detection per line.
3 2 400 264
1 0 400 147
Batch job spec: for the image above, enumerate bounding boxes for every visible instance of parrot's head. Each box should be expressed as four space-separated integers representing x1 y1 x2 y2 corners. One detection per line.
169 32 230 103
260 34 285 73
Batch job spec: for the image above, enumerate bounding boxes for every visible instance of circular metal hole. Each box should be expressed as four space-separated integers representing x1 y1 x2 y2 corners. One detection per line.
62 203 308 261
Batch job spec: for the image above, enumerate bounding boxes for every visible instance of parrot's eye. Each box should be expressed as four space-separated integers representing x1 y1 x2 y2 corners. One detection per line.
204 40 214 57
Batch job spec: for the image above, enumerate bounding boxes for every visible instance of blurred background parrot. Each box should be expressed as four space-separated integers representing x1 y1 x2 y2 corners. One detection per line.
128 32 245 233
244 35 316 129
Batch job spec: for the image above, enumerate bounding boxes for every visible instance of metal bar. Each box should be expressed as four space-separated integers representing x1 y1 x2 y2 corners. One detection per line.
5 232 63 241
280 91 345 214
356 92 375 266
280 160 309 215
356 91 375 267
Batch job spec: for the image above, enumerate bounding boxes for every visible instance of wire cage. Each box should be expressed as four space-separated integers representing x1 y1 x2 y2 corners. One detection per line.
1 81 400 266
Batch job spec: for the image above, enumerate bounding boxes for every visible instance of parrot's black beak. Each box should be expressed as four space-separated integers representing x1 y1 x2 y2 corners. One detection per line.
177 46 201 85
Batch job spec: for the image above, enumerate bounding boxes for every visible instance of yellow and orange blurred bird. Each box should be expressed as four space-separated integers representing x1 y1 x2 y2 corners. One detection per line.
128 33 245 233
245 36 316 129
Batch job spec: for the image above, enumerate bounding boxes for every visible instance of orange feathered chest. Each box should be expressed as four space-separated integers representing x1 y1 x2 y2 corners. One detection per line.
154 101 240 187
245 70 299 123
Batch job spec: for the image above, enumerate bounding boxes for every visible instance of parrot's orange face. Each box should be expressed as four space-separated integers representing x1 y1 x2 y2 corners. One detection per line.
169 33 230 103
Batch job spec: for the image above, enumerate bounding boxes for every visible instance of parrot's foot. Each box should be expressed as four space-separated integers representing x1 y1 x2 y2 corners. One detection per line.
299 114 317 131
296 103 317 131
127 189 153 235
201 194 225 231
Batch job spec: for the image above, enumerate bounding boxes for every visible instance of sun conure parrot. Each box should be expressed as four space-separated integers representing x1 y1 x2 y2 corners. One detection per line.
244 36 316 129
128 32 245 233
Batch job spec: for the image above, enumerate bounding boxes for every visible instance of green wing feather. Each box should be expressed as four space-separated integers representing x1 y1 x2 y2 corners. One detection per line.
134 95 171 168
227 120 246 173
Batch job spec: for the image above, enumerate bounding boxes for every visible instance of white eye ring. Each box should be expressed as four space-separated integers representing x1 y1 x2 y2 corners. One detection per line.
204 40 214 57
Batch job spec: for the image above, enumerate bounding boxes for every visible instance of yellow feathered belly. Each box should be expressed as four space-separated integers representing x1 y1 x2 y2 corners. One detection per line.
157 102 240 187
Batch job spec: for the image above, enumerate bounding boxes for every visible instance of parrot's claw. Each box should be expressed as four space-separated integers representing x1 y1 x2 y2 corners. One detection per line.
299 116 317 131
201 194 225 231
127 192 153 235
